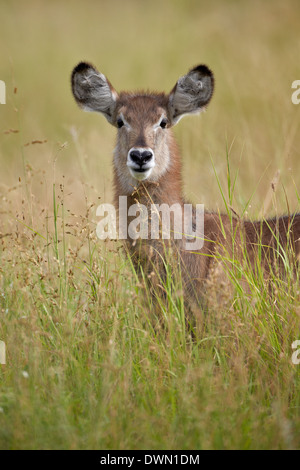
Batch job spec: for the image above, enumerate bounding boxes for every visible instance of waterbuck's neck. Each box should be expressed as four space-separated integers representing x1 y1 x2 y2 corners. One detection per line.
113 131 184 209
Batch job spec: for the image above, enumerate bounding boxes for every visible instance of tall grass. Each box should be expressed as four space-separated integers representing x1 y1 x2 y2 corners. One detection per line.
0 0 300 450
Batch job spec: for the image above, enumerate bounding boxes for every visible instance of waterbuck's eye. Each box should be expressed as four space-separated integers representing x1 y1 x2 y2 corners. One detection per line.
160 118 168 129
117 118 124 128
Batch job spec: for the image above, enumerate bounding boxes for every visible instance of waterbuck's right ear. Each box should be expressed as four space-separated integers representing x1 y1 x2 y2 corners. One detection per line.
71 62 118 123
168 65 214 124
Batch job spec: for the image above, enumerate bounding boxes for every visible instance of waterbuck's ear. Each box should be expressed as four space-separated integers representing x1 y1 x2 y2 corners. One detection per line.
71 62 118 123
168 65 214 124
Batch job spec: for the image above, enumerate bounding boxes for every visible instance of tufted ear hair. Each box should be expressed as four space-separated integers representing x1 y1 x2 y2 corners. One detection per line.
168 65 214 124
71 62 118 123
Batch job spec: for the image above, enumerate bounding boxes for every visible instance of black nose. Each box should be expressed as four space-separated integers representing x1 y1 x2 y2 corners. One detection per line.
129 150 153 166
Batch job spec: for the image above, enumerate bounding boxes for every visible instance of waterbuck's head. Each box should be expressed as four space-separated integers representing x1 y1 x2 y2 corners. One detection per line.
71 62 214 193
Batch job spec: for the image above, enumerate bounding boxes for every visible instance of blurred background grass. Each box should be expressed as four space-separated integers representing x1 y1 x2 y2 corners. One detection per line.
1 0 300 222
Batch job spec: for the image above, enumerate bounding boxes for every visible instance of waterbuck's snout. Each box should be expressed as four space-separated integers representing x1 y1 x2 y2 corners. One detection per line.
127 147 155 181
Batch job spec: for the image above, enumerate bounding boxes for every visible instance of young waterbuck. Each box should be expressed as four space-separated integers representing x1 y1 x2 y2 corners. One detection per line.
71 62 300 317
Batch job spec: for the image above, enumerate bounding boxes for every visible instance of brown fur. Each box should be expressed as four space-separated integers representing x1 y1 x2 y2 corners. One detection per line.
71 62 300 319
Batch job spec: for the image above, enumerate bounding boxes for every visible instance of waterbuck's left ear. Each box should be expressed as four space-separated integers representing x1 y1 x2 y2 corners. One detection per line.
168 65 214 124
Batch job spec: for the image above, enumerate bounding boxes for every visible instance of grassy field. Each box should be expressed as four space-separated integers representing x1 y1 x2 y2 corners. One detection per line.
0 0 300 450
